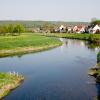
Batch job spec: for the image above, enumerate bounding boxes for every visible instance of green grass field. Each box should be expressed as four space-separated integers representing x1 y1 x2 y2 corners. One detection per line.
0 33 61 50
0 33 62 57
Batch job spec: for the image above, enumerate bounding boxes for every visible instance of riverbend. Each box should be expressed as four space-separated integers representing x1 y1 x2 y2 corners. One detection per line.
0 38 99 100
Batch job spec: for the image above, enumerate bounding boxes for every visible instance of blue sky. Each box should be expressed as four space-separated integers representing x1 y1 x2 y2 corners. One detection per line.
0 0 100 21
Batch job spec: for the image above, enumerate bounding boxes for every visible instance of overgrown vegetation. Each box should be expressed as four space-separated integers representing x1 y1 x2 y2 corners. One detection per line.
39 33 100 43
0 72 24 99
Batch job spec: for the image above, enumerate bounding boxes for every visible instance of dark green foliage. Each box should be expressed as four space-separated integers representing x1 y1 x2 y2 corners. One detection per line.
13 24 25 35
8 24 14 33
91 20 100 25
97 52 100 63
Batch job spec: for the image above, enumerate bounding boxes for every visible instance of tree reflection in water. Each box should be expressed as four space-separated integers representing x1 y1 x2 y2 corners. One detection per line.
96 83 100 100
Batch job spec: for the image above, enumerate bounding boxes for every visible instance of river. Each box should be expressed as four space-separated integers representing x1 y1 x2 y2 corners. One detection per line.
0 38 99 100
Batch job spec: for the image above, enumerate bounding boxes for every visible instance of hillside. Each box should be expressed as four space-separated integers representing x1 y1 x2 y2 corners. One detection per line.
0 20 89 28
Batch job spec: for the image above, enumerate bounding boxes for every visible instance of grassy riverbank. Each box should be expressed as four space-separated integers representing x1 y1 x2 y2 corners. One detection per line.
88 52 100 83
0 33 62 57
39 33 100 43
0 72 24 99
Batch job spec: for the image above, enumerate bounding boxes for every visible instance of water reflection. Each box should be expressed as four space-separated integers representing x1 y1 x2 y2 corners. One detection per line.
85 42 100 53
60 38 100 54
96 83 100 100
60 38 100 100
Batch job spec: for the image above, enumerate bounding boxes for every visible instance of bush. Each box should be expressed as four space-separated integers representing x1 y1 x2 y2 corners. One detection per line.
97 52 100 63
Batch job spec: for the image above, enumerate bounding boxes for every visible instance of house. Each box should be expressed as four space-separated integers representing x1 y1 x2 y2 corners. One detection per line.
73 25 85 33
88 27 93 33
59 25 67 33
79 26 85 33
54 27 60 33
73 26 78 33
67 27 72 33
92 25 100 34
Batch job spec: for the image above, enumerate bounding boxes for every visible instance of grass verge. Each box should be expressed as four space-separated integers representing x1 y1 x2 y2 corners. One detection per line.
39 33 100 43
0 72 24 99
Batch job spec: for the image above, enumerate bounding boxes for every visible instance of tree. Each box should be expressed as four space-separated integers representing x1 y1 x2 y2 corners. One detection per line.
8 24 14 35
0 25 9 35
91 20 100 26
3 25 9 33
42 22 55 33
13 24 25 35
0 26 4 35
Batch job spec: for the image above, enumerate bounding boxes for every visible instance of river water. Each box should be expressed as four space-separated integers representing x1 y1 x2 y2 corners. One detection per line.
0 38 99 100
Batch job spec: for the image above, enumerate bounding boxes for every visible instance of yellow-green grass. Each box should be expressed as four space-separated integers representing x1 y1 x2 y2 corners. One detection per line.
0 33 62 57
0 73 24 99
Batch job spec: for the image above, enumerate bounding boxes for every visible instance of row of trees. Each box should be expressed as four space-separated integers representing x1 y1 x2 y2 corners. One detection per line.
39 22 55 33
0 24 25 36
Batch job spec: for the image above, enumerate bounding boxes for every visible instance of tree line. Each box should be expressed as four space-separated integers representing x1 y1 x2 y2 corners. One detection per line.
0 24 25 36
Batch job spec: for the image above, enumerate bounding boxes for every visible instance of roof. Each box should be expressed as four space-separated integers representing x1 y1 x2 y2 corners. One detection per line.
93 25 100 30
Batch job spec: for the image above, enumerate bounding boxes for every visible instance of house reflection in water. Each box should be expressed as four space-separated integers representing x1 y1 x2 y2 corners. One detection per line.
59 38 87 53
59 38 68 52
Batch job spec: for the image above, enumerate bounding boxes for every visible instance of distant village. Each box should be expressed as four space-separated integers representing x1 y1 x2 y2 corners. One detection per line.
0 20 100 34
33 21 100 34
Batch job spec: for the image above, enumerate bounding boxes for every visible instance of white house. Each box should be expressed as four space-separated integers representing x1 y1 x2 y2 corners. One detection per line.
59 25 66 33
73 26 78 33
73 25 85 33
93 25 100 34
79 26 85 33
68 27 72 33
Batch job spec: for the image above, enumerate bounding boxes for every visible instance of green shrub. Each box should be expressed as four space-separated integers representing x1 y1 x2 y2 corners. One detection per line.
97 52 100 63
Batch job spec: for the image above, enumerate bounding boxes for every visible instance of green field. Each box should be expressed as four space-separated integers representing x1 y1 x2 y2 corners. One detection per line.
0 33 62 57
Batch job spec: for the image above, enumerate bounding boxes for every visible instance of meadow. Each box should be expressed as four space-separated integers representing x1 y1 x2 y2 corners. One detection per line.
0 33 62 57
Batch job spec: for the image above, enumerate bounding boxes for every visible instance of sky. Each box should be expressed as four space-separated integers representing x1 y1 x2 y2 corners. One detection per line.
0 0 100 22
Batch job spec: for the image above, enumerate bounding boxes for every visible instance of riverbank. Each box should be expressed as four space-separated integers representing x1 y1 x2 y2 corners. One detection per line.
88 63 100 82
0 33 62 57
88 52 100 83
38 33 100 44
0 72 24 99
